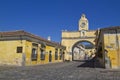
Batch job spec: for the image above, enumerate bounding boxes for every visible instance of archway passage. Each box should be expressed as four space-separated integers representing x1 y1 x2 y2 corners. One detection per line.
72 41 95 61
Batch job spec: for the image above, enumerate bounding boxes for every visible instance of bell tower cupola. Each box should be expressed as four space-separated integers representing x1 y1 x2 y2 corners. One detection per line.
78 14 89 31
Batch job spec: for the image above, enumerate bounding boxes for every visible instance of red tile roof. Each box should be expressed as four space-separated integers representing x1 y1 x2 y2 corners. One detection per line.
0 30 65 49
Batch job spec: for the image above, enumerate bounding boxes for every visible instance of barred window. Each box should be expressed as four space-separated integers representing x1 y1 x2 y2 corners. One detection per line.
40 49 45 60
17 47 23 53
31 48 37 61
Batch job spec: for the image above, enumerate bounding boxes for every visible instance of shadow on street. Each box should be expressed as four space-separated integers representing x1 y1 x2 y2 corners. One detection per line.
77 57 104 68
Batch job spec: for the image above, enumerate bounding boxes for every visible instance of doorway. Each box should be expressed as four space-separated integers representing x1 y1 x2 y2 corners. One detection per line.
49 51 52 62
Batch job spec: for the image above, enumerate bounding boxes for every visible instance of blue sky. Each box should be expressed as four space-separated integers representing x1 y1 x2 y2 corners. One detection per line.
0 0 120 42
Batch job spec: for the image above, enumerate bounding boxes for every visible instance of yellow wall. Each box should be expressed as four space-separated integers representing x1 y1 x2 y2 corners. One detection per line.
104 33 120 68
25 41 64 66
45 46 63 63
46 46 55 63
117 34 120 67
86 31 95 37
62 31 95 38
62 31 80 38
0 40 64 66
0 40 26 66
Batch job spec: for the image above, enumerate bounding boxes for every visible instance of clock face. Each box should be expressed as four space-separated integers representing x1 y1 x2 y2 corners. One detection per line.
81 22 86 28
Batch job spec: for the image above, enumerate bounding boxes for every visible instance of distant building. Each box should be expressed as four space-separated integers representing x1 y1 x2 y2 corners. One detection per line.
61 14 96 61
0 30 65 66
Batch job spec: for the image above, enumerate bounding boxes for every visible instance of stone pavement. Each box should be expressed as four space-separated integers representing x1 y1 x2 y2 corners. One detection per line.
0 61 120 80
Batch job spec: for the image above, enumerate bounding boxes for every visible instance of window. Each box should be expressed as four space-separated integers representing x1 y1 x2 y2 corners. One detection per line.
17 47 23 53
55 49 58 60
31 48 37 61
81 30 86 37
82 32 85 36
40 49 45 60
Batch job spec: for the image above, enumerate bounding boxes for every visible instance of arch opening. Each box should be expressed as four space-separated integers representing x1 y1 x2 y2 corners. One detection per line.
72 40 95 61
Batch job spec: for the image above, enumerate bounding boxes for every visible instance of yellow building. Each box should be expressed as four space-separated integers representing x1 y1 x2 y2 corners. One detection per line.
61 14 96 61
0 30 66 66
95 26 120 69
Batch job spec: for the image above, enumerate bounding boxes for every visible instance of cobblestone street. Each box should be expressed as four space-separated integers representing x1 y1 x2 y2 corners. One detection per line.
0 61 120 80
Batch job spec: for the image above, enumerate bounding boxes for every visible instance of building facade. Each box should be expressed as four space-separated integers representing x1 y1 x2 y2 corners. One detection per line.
61 14 96 61
95 26 120 69
0 30 65 66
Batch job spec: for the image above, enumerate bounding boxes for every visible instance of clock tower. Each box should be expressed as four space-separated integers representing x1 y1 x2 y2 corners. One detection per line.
78 14 89 31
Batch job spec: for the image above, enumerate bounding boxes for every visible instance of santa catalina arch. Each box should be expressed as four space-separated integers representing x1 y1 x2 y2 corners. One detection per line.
61 14 96 61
